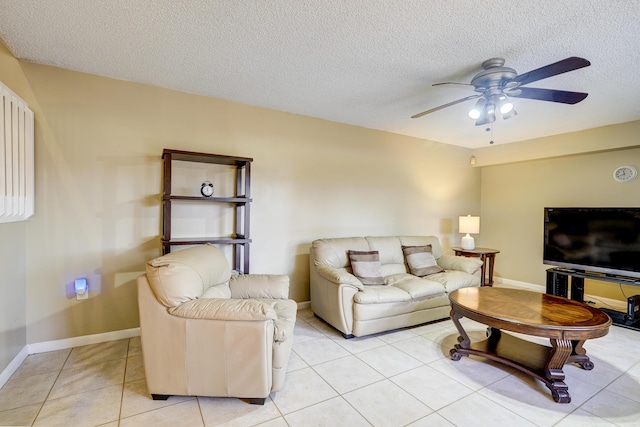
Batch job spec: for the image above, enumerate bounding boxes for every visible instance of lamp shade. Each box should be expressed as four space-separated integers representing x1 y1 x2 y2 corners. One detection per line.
459 215 480 234
459 215 480 250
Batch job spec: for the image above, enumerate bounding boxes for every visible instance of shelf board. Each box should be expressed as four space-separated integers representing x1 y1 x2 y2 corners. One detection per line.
162 149 253 166
162 236 252 246
162 195 252 203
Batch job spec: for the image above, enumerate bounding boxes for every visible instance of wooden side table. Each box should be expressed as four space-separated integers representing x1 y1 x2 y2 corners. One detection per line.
452 247 500 286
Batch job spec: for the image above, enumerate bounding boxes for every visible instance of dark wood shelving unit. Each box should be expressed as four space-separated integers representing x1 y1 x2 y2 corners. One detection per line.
161 149 253 273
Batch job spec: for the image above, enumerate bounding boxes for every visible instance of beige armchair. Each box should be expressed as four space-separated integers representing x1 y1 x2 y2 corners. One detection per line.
137 244 297 405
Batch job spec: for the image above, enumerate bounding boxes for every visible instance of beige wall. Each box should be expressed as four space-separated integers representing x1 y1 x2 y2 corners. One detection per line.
480 146 640 300
0 221 27 372
473 120 640 166
12 60 480 344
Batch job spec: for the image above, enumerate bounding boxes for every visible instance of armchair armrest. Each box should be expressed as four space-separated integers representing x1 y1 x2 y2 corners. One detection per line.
315 265 364 291
437 255 483 275
230 274 290 299
169 298 277 321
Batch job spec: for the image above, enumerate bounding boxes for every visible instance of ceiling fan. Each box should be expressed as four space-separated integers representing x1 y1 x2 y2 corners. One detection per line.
411 57 591 126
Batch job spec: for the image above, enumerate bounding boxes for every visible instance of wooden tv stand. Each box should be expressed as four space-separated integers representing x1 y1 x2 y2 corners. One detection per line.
546 268 640 330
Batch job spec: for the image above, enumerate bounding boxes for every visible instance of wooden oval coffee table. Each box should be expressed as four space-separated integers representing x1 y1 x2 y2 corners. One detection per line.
449 287 611 403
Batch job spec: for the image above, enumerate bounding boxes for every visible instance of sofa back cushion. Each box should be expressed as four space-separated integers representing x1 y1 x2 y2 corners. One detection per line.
312 237 369 269
365 236 407 276
146 244 231 308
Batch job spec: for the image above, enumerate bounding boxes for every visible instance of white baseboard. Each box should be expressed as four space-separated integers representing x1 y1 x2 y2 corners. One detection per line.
0 328 141 389
28 327 141 355
0 345 29 389
297 301 310 310
494 276 544 292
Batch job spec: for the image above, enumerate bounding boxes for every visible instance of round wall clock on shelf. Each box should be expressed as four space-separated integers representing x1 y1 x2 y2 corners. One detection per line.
613 166 637 183
200 181 214 197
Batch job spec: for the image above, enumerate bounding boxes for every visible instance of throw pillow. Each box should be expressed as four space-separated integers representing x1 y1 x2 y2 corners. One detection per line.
402 245 444 277
348 250 385 285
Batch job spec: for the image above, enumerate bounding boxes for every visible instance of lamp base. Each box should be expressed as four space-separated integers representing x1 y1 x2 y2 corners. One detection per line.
461 234 475 250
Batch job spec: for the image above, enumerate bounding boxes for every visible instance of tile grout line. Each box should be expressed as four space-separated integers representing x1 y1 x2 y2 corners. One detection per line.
116 339 132 427
30 348 73 426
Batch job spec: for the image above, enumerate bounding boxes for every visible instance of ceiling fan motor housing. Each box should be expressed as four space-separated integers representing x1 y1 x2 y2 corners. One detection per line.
470 58 518 91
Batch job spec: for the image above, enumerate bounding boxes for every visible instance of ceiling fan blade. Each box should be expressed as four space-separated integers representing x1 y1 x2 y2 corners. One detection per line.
512 87 588 104
411 95 481 119
432 82 474 87
511 57 591 87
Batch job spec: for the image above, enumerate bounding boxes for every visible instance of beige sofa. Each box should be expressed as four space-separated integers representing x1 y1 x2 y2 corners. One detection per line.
138 244 297 404
310 236 483 338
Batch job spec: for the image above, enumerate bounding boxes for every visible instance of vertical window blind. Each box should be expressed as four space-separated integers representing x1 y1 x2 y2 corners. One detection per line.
0 81 34 223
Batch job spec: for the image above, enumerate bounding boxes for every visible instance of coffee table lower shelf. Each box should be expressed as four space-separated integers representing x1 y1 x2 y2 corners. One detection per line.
450 328 592 403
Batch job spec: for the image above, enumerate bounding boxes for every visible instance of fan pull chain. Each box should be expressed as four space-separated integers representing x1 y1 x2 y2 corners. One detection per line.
486 125 495 144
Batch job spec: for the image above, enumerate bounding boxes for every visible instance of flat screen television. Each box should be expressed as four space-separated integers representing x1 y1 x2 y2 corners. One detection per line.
543 207 640 279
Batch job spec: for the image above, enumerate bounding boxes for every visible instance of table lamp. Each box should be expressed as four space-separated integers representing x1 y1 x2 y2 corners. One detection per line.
459 215 480 250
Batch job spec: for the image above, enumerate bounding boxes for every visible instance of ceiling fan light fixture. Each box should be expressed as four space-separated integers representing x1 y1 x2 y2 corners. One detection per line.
502 107 518 120
492 94 514 114
499 100 514 114
468 98 486 119
475 102 496 126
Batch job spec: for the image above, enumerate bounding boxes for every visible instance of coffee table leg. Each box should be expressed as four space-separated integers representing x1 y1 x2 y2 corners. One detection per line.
449 309 470 361
569 340 595 370
545 339 573 403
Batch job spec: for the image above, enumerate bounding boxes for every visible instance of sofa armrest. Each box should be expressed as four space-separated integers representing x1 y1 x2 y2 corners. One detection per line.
169 298 277 321
315 265 364 291
229 274 290 299
437 255 483 275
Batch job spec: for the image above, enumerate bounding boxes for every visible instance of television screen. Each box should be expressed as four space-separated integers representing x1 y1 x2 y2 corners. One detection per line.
544 207 640 279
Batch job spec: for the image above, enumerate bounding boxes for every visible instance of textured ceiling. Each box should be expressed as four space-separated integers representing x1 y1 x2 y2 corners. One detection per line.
1 1 640 148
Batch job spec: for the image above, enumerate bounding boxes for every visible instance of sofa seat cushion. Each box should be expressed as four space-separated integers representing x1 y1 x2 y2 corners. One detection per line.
394 278 447 300
354 285 410 304
354 293 450 321
427 270 481 292
353 276 445 304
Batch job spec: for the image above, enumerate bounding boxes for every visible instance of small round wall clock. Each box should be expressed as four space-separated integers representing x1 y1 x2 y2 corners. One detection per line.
613 166 637 183
200 181 214 197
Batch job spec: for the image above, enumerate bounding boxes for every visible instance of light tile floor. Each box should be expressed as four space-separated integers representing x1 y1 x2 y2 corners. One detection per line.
1 308 640 426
